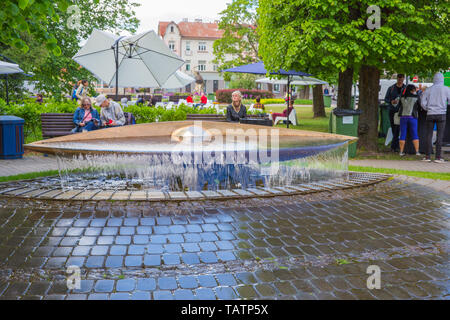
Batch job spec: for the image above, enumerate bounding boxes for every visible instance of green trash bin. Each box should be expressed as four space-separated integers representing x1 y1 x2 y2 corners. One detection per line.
379 103 391 138
329 108 362 158
323 95 331 108
207 93 215 102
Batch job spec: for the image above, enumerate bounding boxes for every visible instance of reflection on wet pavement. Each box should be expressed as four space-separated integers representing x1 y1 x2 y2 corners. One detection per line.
0 178 448 300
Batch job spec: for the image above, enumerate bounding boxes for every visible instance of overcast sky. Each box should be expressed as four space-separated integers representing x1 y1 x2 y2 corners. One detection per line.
135 0 230 33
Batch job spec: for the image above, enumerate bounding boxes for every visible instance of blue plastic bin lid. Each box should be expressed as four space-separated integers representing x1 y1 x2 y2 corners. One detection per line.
0 115 25 124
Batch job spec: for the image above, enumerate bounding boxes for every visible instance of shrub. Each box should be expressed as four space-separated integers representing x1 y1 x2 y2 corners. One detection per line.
216 89 274 103
0 98 78 142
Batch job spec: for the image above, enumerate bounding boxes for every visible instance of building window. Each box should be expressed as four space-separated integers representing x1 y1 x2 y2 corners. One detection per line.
213 64 218 72
186 42 190 51
274 84 280 92
185 60 190 71
198 42 206 51
170 26 174 33
168 41 175 52
198 61 206 71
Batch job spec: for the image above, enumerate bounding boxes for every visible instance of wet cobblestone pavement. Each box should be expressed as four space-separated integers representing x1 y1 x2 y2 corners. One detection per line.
0 178 448 300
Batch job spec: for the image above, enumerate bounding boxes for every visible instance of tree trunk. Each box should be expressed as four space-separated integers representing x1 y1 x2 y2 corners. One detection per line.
298 86 307 99
358 65 380 152
304 85 310 99
312 85 326 117
337 68 354 109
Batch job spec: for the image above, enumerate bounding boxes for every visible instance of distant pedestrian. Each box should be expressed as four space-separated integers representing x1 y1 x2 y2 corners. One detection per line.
35 93 43 104
384 74 406 152
397 84 420 156
136 95 144 105
74 80 89 102
420 72 450 163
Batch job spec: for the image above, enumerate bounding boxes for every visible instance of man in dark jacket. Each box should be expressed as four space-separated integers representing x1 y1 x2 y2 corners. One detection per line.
384 74 406 152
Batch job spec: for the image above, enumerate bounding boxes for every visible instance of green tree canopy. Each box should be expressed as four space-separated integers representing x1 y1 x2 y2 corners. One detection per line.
1 0 140 100
258 0 449 78
213 0 259 80
258 0 449 150
0 0 70 55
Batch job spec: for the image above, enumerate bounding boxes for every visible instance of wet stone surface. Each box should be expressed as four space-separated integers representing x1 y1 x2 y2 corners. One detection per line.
0 178 448 300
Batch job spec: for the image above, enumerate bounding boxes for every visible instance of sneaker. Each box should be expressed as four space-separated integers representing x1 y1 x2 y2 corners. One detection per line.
434 158 445 163
421 157 431 162
399 152 405 157
416 152 421 156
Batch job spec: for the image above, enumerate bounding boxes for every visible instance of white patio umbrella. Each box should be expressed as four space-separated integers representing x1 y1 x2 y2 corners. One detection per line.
256 76 328 86
0 61 24 75
0 61 25 105
73 29 185 98
161 71 195 89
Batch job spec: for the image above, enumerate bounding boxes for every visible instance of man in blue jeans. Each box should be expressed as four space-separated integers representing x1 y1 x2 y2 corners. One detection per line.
421 72 450 163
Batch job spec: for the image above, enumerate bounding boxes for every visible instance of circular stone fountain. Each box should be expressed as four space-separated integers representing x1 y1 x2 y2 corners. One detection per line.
2 121 390 201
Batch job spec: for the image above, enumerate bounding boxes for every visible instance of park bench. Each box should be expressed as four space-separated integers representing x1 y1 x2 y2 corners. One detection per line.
41 112 135 139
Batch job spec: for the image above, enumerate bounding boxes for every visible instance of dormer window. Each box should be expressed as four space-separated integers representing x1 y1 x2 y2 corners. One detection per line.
170 26 174 33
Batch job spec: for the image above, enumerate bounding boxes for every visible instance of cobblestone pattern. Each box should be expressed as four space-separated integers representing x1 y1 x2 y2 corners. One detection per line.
0 172 391 202
0 179 448 300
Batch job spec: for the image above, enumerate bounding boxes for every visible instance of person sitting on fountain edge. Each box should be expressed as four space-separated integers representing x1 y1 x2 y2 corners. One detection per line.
226 90 247 122
72 97 101 133
95 94 126 128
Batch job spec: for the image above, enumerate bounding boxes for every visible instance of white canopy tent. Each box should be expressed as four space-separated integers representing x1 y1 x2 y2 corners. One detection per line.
73 29 185 98
161 71 195 89
256 76 328 86
0 61 25 105
0 61 24 75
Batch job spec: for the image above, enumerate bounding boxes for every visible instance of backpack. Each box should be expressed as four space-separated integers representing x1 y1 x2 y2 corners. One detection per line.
72 86 83 101
126 112 136 125
72 88 78 100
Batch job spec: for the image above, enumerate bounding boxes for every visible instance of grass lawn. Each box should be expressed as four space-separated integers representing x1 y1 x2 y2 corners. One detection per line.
0 170 60 183
272 106 331 133
349 165 450 181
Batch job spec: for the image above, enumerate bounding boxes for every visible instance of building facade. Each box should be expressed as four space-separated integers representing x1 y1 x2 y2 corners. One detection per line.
158 19 226 94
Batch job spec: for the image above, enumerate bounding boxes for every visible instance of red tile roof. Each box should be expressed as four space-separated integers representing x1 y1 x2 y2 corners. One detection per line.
158 21 224 39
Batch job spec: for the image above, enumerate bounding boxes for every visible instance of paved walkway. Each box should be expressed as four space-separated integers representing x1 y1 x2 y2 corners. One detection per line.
0 156 59 176
0 179 448 300
350 159 450 173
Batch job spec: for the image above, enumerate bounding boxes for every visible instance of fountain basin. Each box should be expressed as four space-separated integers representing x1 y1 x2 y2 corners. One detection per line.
24 121 358 191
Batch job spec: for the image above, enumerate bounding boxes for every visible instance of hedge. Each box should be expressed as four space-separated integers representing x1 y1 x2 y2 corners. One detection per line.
0 98 266 144
0 99 221 143
216 89 274 103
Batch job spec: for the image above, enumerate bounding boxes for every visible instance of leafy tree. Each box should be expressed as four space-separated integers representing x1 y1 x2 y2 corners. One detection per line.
213 0 259 78
1 0 140 100
0 0 70 55
34 0 140 100
258 0 449 151
229 74 258 90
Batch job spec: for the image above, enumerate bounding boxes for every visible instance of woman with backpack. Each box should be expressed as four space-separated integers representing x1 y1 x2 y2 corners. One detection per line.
73 80 89 102
398 84 421 156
